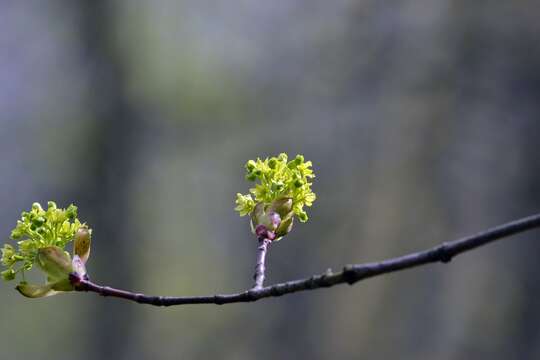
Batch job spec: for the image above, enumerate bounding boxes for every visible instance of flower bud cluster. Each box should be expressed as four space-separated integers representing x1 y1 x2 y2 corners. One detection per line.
235 153 316 240
1 202 92 298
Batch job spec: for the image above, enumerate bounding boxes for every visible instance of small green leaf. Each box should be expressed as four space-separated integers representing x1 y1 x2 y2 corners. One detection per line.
37 246 72 281
50 278 74 292
275 212 294 239
269 198 293 218
16 282 57 298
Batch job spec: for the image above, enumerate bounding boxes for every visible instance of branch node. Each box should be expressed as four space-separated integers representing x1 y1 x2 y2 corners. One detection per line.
342 265 358 285
246 289 259 301
307 275 318 289
437 243 453 263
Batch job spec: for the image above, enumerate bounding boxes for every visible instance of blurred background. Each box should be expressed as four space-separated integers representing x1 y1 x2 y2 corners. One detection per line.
1 1 539 359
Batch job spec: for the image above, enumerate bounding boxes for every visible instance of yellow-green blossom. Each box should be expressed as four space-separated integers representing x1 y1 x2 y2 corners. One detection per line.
235 153 316 235
1 201 86 282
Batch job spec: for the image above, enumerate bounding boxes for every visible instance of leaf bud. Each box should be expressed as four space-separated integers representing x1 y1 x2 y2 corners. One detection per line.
73 226 92 264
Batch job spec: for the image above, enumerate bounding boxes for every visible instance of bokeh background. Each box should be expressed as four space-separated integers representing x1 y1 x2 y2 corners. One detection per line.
1 1 540 359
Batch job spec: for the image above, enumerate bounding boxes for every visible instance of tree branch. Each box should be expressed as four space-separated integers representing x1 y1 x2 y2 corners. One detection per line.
72 213 540 306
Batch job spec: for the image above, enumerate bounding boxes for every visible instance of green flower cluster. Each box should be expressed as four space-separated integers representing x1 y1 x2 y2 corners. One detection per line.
235 153 316 239
1 201 83 282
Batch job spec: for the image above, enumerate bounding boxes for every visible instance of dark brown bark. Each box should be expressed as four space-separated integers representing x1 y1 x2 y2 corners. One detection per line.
72 213 540 306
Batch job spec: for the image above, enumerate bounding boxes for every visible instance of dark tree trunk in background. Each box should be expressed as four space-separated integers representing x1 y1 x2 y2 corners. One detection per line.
75 2 144 359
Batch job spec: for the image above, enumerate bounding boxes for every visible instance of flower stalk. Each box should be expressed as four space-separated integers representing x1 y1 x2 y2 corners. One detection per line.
236 153 317 288
253 237 272 289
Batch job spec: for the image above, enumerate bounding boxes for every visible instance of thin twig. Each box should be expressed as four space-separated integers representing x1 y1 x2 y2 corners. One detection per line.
253 238 271 289
72 213 540 306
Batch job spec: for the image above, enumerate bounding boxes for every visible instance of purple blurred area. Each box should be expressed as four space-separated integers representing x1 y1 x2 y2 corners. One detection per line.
1 1 540 359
